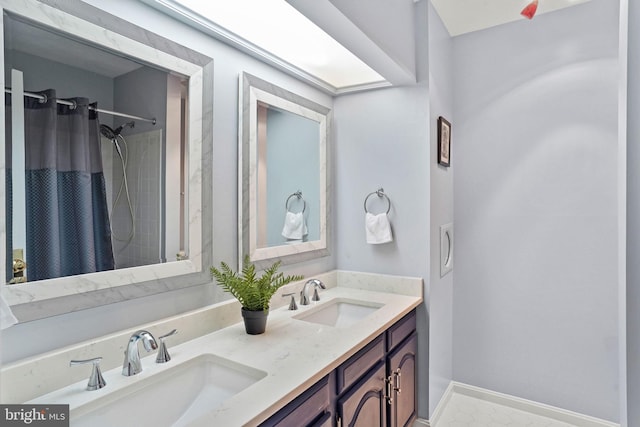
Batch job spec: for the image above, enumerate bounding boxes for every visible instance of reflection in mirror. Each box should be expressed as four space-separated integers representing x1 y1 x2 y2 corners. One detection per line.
4 15 187 283
257 103 320 247
240 73 330 268
0 1 212 322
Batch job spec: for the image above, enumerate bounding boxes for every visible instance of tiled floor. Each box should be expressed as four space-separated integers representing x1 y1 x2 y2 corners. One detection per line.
435 393 578 427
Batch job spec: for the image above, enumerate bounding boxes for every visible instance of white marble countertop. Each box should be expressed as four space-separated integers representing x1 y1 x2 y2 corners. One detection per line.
28 281 422 426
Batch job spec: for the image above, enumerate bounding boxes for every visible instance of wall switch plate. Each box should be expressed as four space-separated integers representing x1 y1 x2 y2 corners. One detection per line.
440 223 453 277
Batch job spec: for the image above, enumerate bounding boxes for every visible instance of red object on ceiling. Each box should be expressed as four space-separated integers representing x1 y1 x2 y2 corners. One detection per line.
521 0 539 19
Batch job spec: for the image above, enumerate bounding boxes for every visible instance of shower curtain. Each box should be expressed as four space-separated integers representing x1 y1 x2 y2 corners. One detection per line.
6 89 115 282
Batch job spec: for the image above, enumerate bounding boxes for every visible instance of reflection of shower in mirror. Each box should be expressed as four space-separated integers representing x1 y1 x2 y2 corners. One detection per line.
100 122 136 247
100 127 164 269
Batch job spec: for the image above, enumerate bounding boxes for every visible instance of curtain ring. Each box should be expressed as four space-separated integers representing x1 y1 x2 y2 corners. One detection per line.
38 93 48 104
364 188 391 214
69 100 78 110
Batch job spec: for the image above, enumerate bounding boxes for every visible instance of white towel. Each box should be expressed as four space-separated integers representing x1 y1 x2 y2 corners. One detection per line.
1 292 18 330
365 212 393 244
282 212 308 240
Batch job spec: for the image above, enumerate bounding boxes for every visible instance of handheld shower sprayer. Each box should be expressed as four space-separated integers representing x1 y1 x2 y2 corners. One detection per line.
100 122 135 158
99 120 137 248
100 121 135 140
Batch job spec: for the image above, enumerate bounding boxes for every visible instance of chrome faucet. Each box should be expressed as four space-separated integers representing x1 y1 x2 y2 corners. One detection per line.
122 330 158 376
300 279 326 305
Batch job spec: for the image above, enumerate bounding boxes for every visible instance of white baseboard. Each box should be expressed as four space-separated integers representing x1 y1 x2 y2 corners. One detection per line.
423 381 618 427
427 381 455 427
430 382 619 427
413 418 429 427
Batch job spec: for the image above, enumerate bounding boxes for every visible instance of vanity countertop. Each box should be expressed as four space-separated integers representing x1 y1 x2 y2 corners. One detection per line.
28 279 422 426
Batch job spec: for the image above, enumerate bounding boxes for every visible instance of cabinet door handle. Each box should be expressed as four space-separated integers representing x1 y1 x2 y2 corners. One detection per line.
385 375 393 404
393 368 401 393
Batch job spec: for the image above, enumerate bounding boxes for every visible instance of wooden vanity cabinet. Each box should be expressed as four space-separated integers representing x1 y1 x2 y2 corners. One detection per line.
260 310 417 427
338 310 417 427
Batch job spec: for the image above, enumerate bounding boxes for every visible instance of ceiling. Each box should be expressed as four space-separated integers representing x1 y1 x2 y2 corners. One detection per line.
5 17 142 79
430 0 592 36
5 0 595 92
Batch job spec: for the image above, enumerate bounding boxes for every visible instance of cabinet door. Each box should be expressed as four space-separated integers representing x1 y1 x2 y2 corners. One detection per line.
387 333 417 427
338 362 387 427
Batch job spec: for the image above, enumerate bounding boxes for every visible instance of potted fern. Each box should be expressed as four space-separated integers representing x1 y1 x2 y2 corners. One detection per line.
211 255 303 334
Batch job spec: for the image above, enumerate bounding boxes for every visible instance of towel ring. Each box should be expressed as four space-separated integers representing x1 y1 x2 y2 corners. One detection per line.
364 188 391 214
285 191 307 213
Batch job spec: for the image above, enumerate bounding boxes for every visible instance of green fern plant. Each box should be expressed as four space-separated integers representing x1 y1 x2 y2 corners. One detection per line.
211 255 304 311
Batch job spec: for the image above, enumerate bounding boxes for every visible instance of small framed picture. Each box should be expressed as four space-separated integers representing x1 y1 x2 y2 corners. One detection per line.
437 116 451 167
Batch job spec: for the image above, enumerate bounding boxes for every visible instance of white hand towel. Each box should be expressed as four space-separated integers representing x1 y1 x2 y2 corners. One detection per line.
1 292 18 330
365 212 393 244
282 212 308 240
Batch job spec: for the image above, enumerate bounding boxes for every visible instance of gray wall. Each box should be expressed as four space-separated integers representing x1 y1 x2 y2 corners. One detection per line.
452 0 620 421
2 0 333 363
626 0 638 423
333 83 430 416
114 66 167 136
5 50 114 126
428 0 454 417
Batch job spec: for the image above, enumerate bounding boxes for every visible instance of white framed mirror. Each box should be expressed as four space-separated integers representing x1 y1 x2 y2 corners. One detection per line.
239 72 330 268
0 0 213 321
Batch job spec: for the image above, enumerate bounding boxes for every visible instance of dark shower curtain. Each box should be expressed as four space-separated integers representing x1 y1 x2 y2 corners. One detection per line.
6 89 114 282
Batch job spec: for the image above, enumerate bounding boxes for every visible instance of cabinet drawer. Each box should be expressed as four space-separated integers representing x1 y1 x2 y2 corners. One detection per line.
386 310 416 352
336 334 385 394
261 375 331 427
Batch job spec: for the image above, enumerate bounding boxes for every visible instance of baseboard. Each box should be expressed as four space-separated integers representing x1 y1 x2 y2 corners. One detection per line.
426 381 455 427
413 417 429 427
448 382 619 427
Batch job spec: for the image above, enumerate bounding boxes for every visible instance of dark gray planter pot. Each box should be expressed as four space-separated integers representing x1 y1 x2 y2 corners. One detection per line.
241 308 269 335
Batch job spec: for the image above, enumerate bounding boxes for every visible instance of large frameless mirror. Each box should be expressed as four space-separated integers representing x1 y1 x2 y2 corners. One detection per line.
239 72 330 269
0 1 213 321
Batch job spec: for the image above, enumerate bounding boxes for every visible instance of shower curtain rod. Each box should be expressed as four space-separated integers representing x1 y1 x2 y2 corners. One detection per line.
4 88 157 125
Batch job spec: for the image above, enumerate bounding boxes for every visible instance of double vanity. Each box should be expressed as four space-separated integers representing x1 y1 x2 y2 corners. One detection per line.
2 271 422 426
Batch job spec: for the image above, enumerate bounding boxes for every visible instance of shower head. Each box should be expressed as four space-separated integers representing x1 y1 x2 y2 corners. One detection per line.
100 124 118 140
100 121 135 140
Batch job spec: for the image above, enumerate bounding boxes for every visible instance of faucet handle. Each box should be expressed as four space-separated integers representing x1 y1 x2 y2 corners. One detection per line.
282 293 298 310
311 279 325 302
70 357 107 391
300 289 310 306
156 329 178 364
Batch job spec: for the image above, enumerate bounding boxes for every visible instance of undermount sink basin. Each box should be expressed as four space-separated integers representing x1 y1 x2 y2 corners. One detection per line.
293 298 384 328
72 354 266 427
